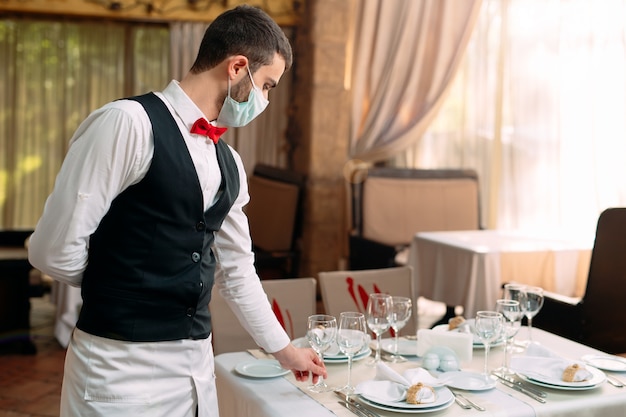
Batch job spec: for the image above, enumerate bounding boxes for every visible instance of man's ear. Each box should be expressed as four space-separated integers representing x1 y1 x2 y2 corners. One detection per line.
226 55 249 80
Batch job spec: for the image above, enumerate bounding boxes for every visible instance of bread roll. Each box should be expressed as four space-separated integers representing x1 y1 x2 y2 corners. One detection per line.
448 316 466 331
406 383 436 404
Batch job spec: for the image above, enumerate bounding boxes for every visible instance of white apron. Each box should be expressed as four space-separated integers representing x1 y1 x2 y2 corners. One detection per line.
60 328 218 417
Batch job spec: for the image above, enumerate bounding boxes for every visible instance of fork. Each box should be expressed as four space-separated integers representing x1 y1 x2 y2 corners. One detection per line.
449 389 485 411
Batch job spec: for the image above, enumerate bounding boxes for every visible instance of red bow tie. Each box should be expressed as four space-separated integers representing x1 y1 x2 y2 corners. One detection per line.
190 118 227 144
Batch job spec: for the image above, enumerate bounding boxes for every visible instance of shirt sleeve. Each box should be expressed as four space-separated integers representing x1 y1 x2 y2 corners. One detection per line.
27 100 153 287
212 149 291 353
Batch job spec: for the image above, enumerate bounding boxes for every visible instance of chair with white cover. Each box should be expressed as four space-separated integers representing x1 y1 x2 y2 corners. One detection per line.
209 277 317 355
318 266 417 335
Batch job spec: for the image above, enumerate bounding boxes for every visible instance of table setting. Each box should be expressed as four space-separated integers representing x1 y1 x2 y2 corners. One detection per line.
215 288 626 417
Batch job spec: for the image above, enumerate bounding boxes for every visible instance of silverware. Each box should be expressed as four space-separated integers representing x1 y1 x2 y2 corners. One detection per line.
334 390 381 417
338 400 368 417
606 374 624 388
449 390 471 409
449 389 485 411
491 371 548 398
496 379 547 403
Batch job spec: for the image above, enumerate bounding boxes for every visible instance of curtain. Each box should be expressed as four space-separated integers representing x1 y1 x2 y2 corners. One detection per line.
169 22 293 174
348 0 483 163
0 19 169 229
398 0 626 236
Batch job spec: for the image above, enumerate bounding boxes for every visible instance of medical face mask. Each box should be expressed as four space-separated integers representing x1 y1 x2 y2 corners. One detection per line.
216 67 269 127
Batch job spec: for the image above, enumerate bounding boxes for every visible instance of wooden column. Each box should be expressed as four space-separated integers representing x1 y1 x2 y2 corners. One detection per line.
289 0 352 277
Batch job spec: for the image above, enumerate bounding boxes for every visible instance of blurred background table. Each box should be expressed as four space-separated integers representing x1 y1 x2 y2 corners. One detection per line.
407 230 592 318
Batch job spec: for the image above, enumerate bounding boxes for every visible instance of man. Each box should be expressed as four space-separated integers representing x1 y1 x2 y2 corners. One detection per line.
28 5 325 417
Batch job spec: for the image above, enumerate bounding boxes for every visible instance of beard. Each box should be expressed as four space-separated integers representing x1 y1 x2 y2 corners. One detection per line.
216 75 252 108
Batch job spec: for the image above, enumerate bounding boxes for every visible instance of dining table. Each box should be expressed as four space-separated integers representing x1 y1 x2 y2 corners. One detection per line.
214 327 626 417
406 230 593 318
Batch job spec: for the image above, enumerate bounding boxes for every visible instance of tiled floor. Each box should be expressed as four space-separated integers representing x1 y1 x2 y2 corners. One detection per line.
0 294 447 417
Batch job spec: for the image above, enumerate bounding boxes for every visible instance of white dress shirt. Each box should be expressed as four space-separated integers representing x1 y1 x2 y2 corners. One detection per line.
28 80 289 353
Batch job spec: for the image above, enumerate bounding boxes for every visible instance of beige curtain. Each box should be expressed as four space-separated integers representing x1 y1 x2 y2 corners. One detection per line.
169 22 293 173
400 0 626 235
348 0 483 163
0 19 169 229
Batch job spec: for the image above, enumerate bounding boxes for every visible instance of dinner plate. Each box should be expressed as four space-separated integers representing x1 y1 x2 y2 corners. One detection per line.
292 337 371 363
234 360 290 378
381 338 418 356
360 386 453 410
359 389 454 413
432 323 505 348
440 371 496 391
581 354 626 372
517 365 606 390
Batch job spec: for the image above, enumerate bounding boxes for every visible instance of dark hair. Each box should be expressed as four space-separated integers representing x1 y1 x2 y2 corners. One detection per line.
190 5 293 74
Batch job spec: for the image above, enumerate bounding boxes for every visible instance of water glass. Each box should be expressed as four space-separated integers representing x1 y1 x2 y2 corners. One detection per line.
388 296 412 363
336 312 367 394
522 286 544 343
494 299 522 375
366 293 393 365
306 314 337 392
474 310 503 380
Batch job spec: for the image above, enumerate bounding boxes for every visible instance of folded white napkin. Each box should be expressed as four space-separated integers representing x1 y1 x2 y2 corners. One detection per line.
510 343 593 383
416 329 473 362
355 362 442 402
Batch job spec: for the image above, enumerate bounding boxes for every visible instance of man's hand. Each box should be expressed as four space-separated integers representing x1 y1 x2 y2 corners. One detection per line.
271 343 327 383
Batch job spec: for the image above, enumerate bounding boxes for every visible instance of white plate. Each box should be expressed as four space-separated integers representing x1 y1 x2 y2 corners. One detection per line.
359 396 454 414
582 354 626 372
360 386 453 410
440 371 496 391
235 360 290 378
324 348 371 363
517 365 606 390
359 389 454 413
381 338 418 356
292 337 370 363
432 323 505 348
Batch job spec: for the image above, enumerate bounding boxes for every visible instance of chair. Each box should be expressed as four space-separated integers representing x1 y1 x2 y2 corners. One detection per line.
209 277 317 355
534 208 626 354
245 164 305 278
348 167 481 270
318 266 417 334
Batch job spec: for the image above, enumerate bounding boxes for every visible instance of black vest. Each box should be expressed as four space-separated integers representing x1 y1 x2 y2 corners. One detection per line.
76 93 240 342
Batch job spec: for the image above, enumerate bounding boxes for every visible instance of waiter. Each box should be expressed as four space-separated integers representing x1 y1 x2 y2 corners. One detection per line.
28 5 325 417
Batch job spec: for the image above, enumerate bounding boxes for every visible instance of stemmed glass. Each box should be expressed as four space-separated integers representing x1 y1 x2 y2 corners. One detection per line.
522 286 544 344
474 310 503 380
388 296 412 363
366 293 393 365
494 299 522 376
306 314 337 392
336 312 367 394
503 283 528 351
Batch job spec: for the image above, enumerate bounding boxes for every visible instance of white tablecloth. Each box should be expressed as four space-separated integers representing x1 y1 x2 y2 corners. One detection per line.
407 230 592 317
215 328 626 417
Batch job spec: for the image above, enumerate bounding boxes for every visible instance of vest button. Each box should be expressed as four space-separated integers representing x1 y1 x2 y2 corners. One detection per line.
196 221 206 231
191 252 201 262
186 307 195 317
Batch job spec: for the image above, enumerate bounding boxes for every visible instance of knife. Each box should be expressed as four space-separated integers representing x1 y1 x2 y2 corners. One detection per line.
496 378 547 403
338 400 368 417
334 391 382 417
491 372 548 398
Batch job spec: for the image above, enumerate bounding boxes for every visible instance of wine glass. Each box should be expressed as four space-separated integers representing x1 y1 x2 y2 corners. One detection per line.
336 312 367 394
494 299 522 376
503 283 527 351
522 286 544 344
366 293 393 365
388 296 412 363
306 314 337 392
474 310 503 380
